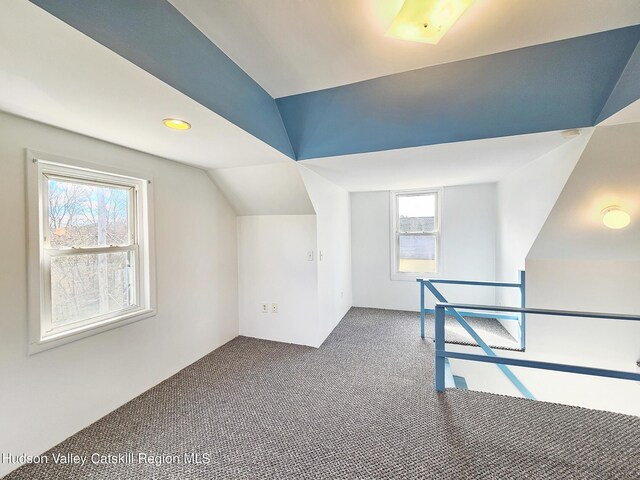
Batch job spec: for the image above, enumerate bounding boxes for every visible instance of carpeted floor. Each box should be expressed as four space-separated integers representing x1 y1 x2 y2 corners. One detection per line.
5 308 639 479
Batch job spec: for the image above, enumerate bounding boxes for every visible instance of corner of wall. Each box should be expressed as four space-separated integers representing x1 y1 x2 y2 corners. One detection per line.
298 165 353 345
494 131 592 339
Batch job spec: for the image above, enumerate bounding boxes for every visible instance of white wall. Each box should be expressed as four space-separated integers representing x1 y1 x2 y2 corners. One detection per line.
0 112 239 477
230 164 351 349
523 260 640 415
351 183 497 312
495 131 592 338
523 122 640 415
237 215 319 346
299 166 353 343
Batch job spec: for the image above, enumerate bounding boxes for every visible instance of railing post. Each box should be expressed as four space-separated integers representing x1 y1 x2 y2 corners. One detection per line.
519 270 526 350
420 280 425 339
435 304 446 392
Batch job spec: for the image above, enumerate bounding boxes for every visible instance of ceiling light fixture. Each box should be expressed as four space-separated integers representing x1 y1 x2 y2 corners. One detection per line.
163 118 191 130
601 206 631 229
386 0 474 45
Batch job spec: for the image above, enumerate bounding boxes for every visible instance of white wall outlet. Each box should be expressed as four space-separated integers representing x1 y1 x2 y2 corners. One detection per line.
307 250 314 261
261 303 268 313
271 303 278 313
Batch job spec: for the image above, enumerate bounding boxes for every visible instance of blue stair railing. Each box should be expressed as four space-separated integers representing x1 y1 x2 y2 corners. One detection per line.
418 271 526 349
418 274 534 399
433 303 640 395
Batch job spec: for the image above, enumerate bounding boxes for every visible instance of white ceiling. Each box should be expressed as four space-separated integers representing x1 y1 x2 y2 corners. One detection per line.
299 130 594 192
170 0 640 98
0 0 290 170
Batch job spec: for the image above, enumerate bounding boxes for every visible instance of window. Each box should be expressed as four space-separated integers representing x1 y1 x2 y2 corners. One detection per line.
391 189 440 279
27 150 155 353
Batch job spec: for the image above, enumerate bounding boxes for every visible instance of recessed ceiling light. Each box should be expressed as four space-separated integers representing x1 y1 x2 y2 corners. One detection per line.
386 0 474 45
602 206 631 229
163 118 191 130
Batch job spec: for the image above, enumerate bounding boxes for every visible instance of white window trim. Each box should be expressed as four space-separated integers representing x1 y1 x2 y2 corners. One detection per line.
390 188 443 281
26 149 156 354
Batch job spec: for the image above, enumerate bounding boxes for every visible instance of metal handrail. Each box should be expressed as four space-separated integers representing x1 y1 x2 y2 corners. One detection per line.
435 303 640 322
417 272 527 349
434 303 640 395
419 272 535 400
443 351 640 382
425 279 521 288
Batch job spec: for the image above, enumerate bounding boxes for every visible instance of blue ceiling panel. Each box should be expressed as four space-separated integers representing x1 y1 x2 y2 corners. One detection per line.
277 26 640 160
29 0 295 159
596 38 640 123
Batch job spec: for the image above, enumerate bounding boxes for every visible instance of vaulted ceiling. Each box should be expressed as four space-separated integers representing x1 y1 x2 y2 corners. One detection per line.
3 0 640 189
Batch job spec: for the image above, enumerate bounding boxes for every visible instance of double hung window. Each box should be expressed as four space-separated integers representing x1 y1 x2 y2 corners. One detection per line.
27 151 155 352
391 190 440 279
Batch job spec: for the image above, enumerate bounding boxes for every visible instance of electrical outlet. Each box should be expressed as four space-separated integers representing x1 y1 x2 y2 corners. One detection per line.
261 303 268 313
271 303 278 314
307 250 314 261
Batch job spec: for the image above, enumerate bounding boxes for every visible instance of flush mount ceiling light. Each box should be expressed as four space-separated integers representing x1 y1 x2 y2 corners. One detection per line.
602 206 631 229
386 0 474 44
163 118 191 130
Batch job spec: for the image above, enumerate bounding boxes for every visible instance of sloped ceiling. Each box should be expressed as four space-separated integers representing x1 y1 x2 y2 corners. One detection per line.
595 40 640 124
300 130 582 192
27 0 295 159
0 1 290 170
169 0 640 98
28 1 640 163
208 163 314 215
277 26 639 159
599 98 640 126
528 122 640 261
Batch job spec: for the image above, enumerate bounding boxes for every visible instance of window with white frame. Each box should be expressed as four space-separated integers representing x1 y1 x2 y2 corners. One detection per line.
27 151 155 352
391 190 440 278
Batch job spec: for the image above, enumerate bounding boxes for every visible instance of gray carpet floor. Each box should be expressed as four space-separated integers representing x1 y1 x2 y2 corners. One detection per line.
5 307 639 479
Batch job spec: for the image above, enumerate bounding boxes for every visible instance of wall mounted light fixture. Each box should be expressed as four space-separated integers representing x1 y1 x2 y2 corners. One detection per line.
601 206 631 229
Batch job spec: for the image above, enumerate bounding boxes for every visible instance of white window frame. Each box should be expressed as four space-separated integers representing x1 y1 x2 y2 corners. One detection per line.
390 188 443 281
26 149 156 354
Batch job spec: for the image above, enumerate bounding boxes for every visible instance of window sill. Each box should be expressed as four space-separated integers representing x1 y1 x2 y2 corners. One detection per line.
391 272 441 282
29 307 156 355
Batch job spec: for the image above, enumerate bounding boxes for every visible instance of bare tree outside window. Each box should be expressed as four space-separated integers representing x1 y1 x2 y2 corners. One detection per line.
28 153 154 353
47 178 134 327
